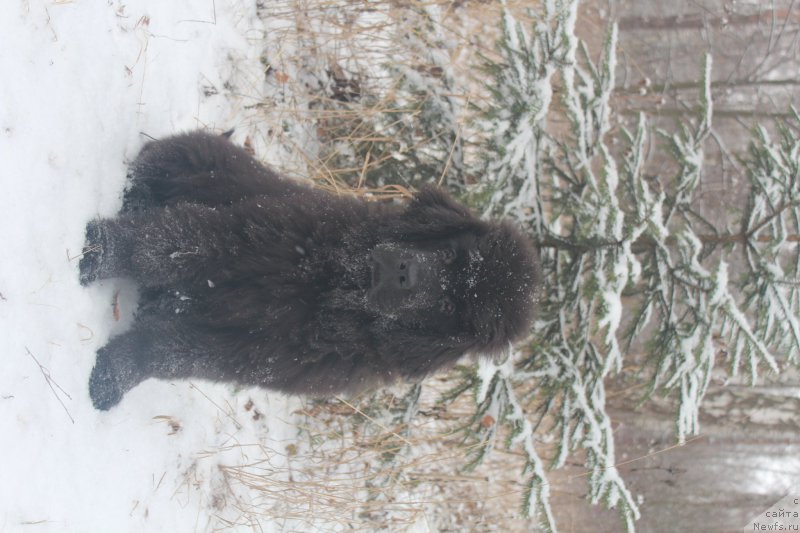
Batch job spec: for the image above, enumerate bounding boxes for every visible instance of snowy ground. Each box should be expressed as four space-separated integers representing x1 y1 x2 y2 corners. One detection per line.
0 2 306 531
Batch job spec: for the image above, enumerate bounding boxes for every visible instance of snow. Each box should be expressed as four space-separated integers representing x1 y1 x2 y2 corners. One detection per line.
0 2 303 531
700 53 713 133
597 23 618 141
474 354 556 528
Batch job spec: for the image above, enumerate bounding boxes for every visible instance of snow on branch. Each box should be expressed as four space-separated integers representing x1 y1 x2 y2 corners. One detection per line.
481 0 579 226
431 2 797 531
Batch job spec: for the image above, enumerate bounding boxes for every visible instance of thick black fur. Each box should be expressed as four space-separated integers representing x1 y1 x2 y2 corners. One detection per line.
81 131 540 410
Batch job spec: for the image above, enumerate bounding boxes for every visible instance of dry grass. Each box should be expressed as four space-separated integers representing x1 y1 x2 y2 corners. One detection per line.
212 381 555 532
244 0 545 192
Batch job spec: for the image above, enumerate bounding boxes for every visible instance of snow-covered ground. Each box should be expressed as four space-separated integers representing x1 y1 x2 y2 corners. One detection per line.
0 2 305 531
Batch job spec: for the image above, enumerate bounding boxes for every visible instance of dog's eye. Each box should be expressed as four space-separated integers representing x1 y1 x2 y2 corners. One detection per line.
439 297 455 315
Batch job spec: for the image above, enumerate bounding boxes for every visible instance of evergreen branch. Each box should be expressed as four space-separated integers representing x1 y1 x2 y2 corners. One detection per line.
540 231 800 255
745 199 800 238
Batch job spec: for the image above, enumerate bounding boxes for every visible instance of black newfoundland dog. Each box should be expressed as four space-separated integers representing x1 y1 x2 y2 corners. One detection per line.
80 131 540 410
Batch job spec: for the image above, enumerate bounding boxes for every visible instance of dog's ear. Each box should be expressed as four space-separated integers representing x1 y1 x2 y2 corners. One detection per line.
393 185 487 241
